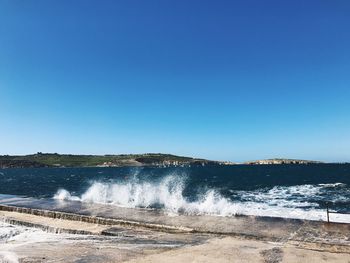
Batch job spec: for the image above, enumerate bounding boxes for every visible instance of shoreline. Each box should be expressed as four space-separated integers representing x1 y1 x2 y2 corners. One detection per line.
1 205 350 262
2 162 349 170
1 195 350 239
1 195 350 231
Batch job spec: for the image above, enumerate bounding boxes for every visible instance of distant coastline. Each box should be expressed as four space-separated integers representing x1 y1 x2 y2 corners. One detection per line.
0 153 221 168
0 153 338 169
244 158 323 165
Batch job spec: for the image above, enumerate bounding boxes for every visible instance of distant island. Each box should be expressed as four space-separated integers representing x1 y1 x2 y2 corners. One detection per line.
244 158 323 165
0 153 328 168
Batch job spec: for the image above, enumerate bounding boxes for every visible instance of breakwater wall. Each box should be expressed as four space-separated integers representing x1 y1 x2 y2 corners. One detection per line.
0 195 349 244
1 216 96 235
0 204 194 234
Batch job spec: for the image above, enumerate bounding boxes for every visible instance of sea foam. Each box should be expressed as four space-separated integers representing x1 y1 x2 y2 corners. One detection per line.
53 175 350 223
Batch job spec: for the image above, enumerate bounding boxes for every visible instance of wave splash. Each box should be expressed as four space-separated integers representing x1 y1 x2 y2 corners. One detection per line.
54 175 237 216
53 176 348 221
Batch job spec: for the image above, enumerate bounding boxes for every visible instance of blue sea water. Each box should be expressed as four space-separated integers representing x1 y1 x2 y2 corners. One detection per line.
0 164 349 220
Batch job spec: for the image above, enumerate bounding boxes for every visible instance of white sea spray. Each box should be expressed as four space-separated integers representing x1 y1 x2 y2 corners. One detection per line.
0 251 19 263
53 175 350 222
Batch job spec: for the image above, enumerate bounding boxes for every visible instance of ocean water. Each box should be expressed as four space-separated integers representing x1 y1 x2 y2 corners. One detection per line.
0 164 349 221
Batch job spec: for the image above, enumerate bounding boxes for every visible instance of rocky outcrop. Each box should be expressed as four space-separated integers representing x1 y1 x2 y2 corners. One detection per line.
244 159 322 165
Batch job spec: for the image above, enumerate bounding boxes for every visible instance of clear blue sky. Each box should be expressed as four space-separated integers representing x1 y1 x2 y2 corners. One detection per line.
1 1 350 162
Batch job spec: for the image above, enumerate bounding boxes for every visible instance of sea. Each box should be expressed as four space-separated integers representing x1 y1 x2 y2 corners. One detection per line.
0 164 350 221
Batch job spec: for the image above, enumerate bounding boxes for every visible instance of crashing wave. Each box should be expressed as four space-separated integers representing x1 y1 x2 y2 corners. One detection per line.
53 175 349 222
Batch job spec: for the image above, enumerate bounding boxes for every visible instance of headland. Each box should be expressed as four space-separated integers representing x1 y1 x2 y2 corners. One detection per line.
0 153 326 168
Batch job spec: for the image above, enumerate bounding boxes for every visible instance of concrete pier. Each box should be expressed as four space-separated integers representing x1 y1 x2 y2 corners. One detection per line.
0 195 349 242
1 195 350 262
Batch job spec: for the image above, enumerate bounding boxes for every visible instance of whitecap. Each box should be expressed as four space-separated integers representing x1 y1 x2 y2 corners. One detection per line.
53 176 350 223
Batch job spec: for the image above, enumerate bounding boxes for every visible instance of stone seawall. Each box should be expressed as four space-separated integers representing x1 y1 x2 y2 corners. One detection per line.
1 216 96 235
0 204 193 234
1 196 350 263
1 195 350 246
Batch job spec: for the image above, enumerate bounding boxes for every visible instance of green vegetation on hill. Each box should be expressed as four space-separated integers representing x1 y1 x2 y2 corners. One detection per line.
0 154 328 168
0 153 214 168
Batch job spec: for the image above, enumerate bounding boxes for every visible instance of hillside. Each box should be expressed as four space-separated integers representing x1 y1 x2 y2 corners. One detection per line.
0 153 219 168
0 154 328 168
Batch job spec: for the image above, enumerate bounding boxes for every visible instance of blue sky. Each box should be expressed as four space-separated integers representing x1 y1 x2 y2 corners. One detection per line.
1 1 350 162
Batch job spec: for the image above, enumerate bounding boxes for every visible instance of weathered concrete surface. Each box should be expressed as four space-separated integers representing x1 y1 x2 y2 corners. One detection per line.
1 195 350 262
127 237 350 263
0 216 209 263
0 195 350 244
0 223 208 263
0 210 109 235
